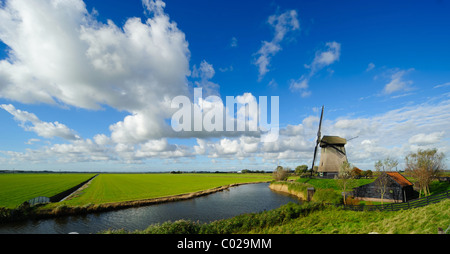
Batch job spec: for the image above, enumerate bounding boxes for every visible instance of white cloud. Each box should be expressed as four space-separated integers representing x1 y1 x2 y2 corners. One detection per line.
192 60 220 97
289 76 311 97
434 82 450 89
290 41 341 96
254 9 299 81
309 41 341 74
2 98 449 169
0 104 80 140
0 0 191 144
192 60 215 80
187 98 450 170
383 68 414 94
409 132 445 146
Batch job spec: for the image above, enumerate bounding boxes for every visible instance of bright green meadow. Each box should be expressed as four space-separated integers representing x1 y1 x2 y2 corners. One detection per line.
0 174 96 208
63 173 271 206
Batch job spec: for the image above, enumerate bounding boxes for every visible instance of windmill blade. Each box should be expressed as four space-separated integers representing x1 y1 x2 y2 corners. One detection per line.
317 106 324 140
311 145 318 171
311 106 324 174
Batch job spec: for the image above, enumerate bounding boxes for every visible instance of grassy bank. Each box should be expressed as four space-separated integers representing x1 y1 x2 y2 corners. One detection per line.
103 199 450 234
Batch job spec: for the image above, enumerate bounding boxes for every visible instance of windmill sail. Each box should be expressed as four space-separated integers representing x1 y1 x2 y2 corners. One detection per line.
311 106 324 173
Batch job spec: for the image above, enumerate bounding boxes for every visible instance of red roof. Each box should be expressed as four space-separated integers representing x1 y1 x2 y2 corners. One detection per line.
386 172 413 187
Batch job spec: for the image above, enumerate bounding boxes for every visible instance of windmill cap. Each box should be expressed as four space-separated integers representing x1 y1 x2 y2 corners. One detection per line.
320 136 347 145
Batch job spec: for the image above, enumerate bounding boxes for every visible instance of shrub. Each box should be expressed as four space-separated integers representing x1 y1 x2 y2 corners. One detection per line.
313 188 343 204
272 166 289 181
345 196 360 206
144 220 201 234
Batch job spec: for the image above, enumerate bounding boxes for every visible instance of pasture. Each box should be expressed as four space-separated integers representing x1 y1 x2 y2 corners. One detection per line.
62 173 272 206
0 173 96 208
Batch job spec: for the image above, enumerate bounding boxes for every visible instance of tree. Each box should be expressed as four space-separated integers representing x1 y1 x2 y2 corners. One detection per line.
361 170 373 178
375 172 390 205
374 157 399 204
295 165 308 175
335 161 357 205
374 157 399 172
272 166 289 181
405 148 445 197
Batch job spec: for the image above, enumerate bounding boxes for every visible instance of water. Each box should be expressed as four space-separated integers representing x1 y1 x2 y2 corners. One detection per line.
0 183 300 234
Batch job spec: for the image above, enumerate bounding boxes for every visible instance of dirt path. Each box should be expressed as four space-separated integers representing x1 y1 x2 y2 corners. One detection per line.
58 174 99 202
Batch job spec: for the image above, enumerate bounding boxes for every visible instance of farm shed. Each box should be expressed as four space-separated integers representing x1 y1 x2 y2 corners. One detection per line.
352 172 417 203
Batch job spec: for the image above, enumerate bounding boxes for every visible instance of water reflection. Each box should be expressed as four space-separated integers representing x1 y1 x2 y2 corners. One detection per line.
0 183 300 234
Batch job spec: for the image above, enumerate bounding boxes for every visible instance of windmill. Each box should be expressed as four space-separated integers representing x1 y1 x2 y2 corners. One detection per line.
310 106 349 178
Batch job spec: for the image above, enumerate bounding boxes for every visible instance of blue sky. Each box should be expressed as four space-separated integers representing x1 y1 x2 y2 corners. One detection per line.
0 0 449 172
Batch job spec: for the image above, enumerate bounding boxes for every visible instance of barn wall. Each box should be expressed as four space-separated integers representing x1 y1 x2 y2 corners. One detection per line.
352 177 405 202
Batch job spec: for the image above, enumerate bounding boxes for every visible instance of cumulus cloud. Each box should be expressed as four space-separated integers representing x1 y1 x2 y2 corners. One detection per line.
186 98 450 170
254 9 299 81
2 98 449 169
0 0 191 144
0 104 80 140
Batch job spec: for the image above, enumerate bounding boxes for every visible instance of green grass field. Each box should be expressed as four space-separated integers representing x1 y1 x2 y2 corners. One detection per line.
0 173 96 208
62 173 272 206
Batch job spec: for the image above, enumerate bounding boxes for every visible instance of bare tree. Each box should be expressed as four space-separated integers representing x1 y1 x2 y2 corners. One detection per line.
405 148 445 197
374 157 399 204
375 173 390 205
272 166 289 181
335 161 357 205
374 157 399 172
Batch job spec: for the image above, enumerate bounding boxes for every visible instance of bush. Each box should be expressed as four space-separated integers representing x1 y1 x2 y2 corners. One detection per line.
272 166 289 181
144 220 201 234
345 196 360 205
313 188 343 204
117 202 326 234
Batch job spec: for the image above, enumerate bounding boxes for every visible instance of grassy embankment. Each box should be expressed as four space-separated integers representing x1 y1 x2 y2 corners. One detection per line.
104 199 450 234
104 176 450 234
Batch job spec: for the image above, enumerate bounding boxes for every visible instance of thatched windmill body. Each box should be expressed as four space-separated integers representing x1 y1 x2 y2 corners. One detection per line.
311 106 348 178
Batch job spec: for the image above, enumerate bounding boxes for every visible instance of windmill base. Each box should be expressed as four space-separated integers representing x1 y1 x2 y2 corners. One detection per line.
318 172 338 179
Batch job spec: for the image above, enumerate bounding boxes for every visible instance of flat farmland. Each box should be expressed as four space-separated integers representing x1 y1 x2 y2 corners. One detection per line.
63 173 272 206
0 173 97 208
